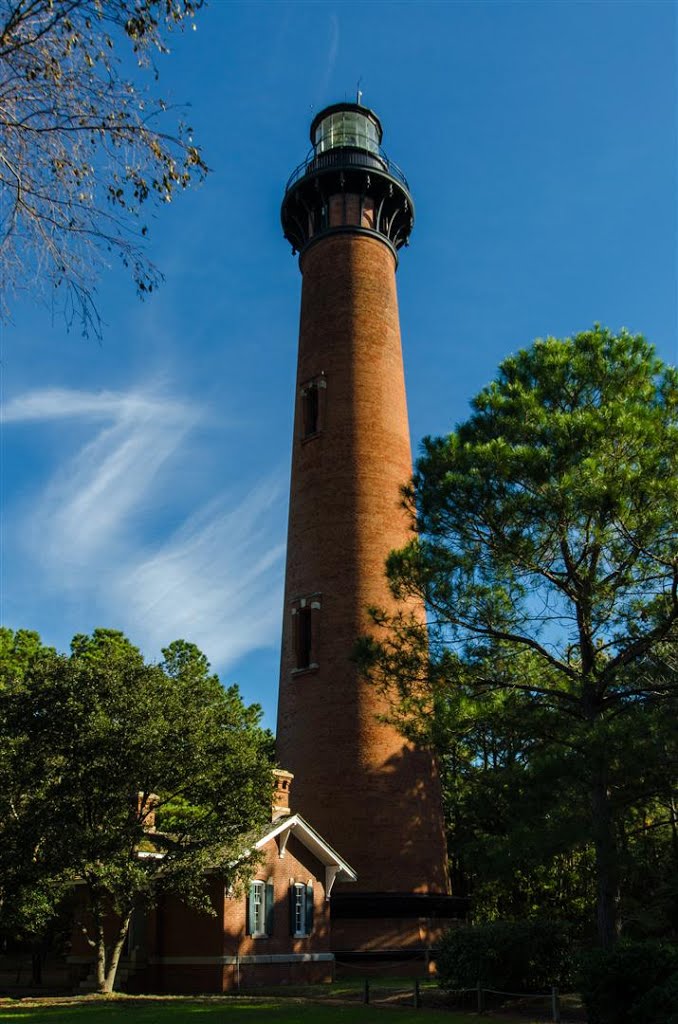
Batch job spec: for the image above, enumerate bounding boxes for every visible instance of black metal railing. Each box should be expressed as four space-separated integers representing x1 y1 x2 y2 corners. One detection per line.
285 145 410 193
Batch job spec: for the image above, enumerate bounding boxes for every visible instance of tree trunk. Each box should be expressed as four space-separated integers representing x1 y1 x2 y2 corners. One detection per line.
668 791 678 865
31 948 42 986
591 767 620 947
95 918 107 992
95 913 131 993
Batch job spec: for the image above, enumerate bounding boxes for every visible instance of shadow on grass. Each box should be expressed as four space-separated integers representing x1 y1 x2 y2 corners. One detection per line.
0 994 551 1024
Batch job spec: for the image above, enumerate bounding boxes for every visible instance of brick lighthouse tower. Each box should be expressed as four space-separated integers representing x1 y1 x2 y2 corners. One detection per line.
276 102 461 960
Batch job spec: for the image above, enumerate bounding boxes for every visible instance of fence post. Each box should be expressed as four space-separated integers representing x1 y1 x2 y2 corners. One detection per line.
413 978 420 1008
363 978 369 1004
477 979 484 1013
551 985 561 1023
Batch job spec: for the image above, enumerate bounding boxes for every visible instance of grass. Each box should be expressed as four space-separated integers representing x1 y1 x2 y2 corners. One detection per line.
0 994 549 1024
243 977 439 999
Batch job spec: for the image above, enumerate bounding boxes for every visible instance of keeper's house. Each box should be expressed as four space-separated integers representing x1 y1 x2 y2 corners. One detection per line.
69 771 356 993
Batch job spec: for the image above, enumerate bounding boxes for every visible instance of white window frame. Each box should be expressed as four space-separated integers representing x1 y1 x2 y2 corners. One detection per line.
251 880 266 937
292 882 306 937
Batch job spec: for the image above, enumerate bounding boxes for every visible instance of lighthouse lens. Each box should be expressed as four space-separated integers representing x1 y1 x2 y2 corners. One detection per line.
315 111 379 155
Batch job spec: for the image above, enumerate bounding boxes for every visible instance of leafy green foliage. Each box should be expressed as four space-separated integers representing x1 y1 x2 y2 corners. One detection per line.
359 327 678 947
632 971 678 1024
0 0 208 334
436 917 573 995
0 627 274 991
577 940 678 1024
0 628 66 947
436 920 574 994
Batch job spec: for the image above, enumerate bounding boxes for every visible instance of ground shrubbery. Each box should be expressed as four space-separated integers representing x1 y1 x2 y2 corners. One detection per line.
435 920 574 995
577 940 678 1024
437 924 678 1023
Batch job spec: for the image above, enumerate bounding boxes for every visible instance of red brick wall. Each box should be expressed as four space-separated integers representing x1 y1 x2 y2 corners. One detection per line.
70 834 334 994
331 916 448 954
222 960 332 992
276 232 449 901
223 834 331 958
157 879 224 958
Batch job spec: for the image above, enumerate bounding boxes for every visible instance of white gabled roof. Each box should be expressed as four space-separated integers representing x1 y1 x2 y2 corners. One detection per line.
255 813 357 885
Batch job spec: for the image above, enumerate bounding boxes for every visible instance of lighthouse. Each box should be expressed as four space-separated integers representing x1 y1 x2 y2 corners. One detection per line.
276 103 460 961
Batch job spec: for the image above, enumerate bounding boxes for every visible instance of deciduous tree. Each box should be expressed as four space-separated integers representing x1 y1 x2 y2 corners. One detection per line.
0 0 207 334
0 627 274 992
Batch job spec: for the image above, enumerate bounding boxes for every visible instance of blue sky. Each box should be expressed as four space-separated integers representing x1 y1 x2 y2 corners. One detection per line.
1 1 676 729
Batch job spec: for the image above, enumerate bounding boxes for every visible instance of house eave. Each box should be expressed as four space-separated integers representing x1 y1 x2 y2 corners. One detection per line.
254 813 357 884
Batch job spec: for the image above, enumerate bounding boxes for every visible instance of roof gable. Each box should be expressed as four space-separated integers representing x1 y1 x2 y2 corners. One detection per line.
255 814 356 896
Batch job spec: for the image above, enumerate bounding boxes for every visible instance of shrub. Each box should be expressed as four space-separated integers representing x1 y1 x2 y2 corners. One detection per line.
633 971 678 1024
436 919 574 994
577 940 678 1024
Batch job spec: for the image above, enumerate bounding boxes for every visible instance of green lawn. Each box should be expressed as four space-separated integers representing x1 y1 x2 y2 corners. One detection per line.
0 995 545 1024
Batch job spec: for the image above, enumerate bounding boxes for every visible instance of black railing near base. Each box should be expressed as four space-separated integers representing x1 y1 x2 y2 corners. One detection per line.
358 976 562 1021
360 977 421 1009
285 146 410 193
450 981 562 1022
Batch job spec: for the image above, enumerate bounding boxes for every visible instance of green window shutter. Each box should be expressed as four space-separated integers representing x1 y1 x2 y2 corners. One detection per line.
246 883 255 936
289 885 296 936
305 882 314 935
265 881 275 936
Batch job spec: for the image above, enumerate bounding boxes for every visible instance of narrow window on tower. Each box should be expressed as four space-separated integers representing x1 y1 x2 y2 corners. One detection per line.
296 607 312 669
303 384 319 437
291 595 321 674
300 374 326 441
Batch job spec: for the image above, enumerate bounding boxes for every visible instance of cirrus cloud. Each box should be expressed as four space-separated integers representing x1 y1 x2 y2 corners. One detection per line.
2 385 286 674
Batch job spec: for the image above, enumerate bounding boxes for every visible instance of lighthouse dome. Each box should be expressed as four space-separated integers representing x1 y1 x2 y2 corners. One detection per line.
310 103 382 156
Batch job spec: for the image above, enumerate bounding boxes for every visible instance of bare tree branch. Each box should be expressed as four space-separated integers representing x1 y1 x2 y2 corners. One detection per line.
0 0 207 335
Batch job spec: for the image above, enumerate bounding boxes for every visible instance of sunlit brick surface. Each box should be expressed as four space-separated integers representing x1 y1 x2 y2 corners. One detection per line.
276 232 448 899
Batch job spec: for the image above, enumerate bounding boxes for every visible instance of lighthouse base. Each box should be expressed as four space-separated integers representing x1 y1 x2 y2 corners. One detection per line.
330 892 467 976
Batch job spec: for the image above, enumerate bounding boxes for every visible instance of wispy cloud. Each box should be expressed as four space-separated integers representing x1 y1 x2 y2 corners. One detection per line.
2 388 182 424
116 483 285 667
316 14 340 104
2 386 285 673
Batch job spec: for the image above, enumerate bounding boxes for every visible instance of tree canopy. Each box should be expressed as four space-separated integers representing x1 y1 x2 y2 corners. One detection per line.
360 326 678 948
0 0 207 334
0 627 274 992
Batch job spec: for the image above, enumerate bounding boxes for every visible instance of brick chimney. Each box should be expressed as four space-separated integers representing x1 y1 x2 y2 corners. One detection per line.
272 769 294 819
137 791 159 830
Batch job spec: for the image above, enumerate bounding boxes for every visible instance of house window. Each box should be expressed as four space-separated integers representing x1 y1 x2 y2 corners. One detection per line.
294 884 305 934
290 881 314 937
251 881 264 936
248 880 274 937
